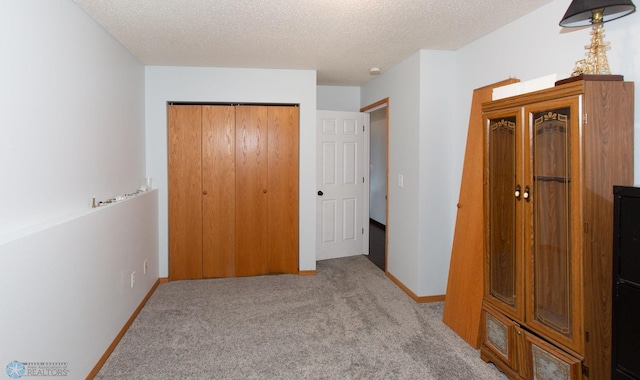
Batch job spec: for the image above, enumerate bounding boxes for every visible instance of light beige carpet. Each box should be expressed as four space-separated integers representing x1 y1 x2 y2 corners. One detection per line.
97 255 506 379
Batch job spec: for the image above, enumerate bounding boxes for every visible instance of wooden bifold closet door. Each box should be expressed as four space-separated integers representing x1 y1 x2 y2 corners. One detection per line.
202 106 236 278
168 104 298 280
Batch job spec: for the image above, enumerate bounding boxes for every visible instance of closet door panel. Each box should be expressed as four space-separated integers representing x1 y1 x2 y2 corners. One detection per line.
202 105 236 278
168 105 203 280
235 106 269 276
267 106 299 274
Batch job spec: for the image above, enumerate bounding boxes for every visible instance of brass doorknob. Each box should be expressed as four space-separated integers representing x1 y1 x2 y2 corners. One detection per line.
523 186 531 202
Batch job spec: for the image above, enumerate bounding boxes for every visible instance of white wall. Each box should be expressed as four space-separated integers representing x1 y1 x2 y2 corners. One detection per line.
418 50 457 296
361 52 422 293
0 1 154 378
361 50 457 297
0 1 146 236
317 85 361 111
0 191 158 378
145 66 317 277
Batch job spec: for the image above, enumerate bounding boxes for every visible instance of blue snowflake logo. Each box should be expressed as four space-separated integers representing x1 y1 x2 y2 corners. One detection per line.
5 361 25 379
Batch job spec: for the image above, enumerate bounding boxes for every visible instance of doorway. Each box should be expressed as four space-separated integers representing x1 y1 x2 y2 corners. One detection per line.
361 99 389 272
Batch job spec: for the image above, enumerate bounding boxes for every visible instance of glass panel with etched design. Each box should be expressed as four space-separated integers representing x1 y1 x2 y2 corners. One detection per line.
486 312 510 359
488 117 517 307
531 343 572 379
531 107 572 337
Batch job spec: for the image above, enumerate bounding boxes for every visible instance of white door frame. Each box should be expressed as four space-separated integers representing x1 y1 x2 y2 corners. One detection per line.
360 98 389 271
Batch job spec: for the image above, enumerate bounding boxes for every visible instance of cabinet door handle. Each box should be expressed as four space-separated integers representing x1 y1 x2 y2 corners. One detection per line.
523 186 530 202
515 185 521 200
202 190 208 195
318 190 324 196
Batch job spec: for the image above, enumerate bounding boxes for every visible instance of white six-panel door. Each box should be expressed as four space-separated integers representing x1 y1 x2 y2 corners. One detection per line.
316 110 369 260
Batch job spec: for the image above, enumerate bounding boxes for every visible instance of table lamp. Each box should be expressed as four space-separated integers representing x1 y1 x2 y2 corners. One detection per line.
559 0 636 76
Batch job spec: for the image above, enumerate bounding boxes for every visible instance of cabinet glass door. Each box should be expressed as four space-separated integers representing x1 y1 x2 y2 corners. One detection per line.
485 110 523 319
525 98 582 351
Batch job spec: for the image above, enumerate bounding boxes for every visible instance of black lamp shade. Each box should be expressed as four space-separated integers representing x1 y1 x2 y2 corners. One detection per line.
560 0 636 26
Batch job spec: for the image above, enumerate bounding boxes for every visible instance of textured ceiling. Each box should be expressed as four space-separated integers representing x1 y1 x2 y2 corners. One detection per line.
73 0 553 86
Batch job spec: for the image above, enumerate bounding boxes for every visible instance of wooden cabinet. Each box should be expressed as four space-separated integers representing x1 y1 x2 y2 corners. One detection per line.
168 104 299 280
612 186 640 380
481 76 634 379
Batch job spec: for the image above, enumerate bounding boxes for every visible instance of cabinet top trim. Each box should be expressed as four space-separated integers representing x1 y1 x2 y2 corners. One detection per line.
482 78 632 112
167 101 299 107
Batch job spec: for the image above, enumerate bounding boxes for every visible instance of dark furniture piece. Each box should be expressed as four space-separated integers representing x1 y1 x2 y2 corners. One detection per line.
613 186 640 380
